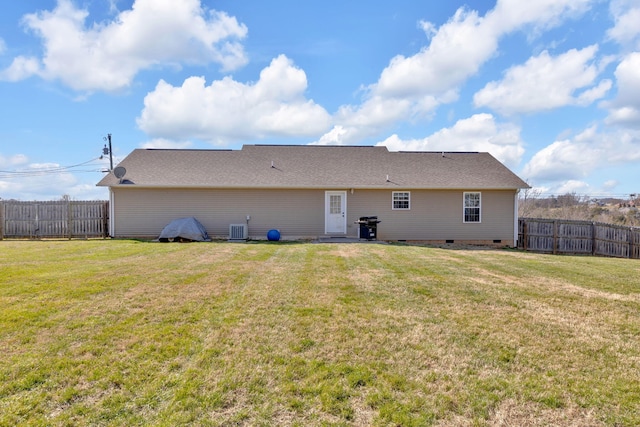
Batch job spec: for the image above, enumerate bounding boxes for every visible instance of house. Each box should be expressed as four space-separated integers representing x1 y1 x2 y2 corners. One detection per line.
97 145 529 245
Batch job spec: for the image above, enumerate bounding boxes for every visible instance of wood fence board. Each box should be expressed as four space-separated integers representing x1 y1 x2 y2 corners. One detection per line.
519 218 639 260
1 201 108 239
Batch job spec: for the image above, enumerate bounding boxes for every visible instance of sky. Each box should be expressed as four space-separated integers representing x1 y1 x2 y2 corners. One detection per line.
1 0 639 201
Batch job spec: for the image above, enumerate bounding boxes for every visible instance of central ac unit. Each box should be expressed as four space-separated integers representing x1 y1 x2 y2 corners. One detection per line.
229 224 248 241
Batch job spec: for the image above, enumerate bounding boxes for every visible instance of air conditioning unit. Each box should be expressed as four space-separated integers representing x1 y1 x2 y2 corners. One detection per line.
229 224 248 241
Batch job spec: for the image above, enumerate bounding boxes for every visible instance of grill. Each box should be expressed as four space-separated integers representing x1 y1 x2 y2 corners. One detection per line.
355 216 381 241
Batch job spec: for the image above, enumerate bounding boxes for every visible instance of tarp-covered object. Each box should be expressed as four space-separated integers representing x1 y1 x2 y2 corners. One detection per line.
158 217 211 242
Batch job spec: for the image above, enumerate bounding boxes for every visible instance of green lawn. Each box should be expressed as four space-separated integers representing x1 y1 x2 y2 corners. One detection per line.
1 240 639 426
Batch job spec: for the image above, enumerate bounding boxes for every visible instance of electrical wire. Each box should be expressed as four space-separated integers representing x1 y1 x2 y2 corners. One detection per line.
522 192 638 200
0 157 107 179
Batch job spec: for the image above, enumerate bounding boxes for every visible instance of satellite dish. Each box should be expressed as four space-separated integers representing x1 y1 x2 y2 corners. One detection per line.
113 166 127 179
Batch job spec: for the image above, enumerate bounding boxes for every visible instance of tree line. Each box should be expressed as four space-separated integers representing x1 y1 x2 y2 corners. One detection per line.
519 190 640 227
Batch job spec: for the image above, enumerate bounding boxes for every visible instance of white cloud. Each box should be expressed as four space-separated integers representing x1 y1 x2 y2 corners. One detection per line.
0 154 112 200
0 153 29 168
140 138 193 149
522 125 640 182
137 55 331 143
553 180 592 194
331 96 418 144
0 162 84 200
375 0 596 101
605 52 640 127
576 79 614 105
375 0 595 101
530 179 627 197
311 89 457 146
316 0 597 145
0 0 247 92
0 38 5 54
523 139 598 181
376 8 497 99
0 56 41 82
607 0 640 49
376 113 525 168
106 0 119 15
474 46 611 114
607 106 640 126
311 126 349 146
488 0 595 36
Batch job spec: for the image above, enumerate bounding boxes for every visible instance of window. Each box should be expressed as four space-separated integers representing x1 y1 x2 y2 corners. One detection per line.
330 195 341 214
393 191 410 210
463 192 481 223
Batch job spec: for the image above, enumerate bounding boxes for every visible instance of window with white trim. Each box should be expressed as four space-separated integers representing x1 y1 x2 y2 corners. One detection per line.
392 191 410 210
463 192 481 223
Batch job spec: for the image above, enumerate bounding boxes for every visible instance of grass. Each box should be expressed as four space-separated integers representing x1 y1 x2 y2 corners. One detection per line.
1 240 639 426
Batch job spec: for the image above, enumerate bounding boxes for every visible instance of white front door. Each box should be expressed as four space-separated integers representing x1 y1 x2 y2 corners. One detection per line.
325 191 346 234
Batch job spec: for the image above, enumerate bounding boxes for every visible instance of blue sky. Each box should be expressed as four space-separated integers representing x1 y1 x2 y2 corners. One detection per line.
1 0 639 201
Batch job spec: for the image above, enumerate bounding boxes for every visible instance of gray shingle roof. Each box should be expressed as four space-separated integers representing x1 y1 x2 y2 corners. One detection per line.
97 145 529 190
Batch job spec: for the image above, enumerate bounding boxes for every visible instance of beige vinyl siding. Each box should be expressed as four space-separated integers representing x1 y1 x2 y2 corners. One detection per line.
347 189 516 242
112 187 517 242
112 188 326 239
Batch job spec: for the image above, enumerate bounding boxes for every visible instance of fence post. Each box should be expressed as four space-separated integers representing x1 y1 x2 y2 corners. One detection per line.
592 222 596 256
553 220 558 255
33 203 38 239
0 201 4 240
103 201 109 238
67 200 73 240
523 220 528 250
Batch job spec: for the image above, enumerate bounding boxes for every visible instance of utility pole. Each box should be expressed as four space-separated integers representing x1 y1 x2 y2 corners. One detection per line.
103 133 113 171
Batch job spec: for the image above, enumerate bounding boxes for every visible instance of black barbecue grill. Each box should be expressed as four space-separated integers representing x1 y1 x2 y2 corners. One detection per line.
355 216 381 240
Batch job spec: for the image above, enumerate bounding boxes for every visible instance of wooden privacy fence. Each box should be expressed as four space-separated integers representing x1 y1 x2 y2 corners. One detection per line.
519 218 640 259
0 200 109 239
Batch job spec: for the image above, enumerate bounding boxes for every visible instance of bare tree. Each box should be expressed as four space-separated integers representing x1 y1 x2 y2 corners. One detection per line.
518 185 541 218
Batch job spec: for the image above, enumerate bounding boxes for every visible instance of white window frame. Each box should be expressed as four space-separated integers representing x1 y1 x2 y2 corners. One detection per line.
463 192 481 223
392 191 411 210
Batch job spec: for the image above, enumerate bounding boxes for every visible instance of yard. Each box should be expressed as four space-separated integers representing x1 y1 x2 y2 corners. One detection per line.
1 240 639 426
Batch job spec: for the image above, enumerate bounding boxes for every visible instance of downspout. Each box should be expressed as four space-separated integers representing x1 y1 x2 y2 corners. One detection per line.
513 190 520 247
109 187 115 238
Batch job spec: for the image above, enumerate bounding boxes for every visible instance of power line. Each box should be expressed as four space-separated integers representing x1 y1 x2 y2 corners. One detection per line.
521 192 639 200
0 157 105 179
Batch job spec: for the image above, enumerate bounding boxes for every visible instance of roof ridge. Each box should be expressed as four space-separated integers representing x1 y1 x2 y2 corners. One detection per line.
397 151 481 154
144 148 233 152
244 144 385 148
